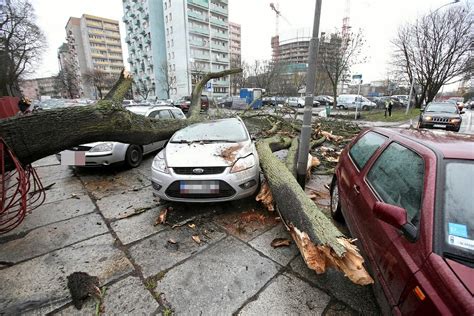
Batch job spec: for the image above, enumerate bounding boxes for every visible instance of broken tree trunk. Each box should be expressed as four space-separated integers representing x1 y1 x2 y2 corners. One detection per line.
256 136 373 285
188 68 243 118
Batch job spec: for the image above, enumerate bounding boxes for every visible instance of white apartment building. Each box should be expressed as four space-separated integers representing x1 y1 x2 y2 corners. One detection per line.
123 0 231 100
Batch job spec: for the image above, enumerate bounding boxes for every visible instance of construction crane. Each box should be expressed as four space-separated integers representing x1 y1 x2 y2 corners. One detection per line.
342 0 351 41
269 2 291 37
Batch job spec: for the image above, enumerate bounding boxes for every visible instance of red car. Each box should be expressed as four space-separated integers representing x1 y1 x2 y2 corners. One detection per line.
331 127 473 315
178 95 209 113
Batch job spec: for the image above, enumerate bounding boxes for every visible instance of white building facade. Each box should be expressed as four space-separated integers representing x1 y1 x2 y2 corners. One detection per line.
123 0 231 100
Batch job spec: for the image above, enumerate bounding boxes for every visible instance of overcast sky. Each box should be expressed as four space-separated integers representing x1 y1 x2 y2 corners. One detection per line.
30 0 472 88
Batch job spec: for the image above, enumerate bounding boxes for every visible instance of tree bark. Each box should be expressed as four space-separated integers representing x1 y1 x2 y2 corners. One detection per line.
256 136 373 285
188 68 242 118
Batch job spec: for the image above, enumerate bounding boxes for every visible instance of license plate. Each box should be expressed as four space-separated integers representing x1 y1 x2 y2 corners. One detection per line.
180 181 219 194
61 150 86 166
433 124 445 128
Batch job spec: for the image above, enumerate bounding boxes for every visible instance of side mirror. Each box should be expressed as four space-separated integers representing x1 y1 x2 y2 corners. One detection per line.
461 111 465 114
373 202 417 242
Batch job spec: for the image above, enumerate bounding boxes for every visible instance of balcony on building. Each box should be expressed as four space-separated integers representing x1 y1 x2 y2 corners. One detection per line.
188 10 207 22
187 0 209 10
210 4 228 16
210 16 227 27
211 32 228 41
211 42 228 52
189 25 210 36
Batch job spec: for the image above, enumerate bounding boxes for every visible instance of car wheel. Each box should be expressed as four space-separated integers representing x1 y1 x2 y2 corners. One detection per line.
362 105 368 111
330 176 344 223
125 145 143 168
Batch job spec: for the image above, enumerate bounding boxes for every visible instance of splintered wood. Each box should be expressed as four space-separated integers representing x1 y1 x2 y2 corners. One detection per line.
289 225 374 285
256 180 274 212
320 131 344 142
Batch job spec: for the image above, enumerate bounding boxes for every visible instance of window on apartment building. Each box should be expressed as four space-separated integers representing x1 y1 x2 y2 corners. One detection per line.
168 0 171 7
171 39 174 47
170 26 173 34
166 28 169 35
168 53 171 60
173 64 175 71
164 1 167 10
169 13 172 21
172 52 175 59
167 41 170 48
166 16 168 23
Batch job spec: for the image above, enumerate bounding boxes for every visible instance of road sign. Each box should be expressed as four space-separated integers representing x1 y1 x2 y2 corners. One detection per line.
206 81 212 92
352 74 362 80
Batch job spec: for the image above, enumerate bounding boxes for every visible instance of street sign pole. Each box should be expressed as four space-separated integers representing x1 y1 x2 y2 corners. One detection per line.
406 79 414 115
355 79 361 120
296 0 323 188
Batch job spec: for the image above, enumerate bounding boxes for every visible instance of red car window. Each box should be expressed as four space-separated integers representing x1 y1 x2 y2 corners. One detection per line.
366 142 425 226
349 131 387 170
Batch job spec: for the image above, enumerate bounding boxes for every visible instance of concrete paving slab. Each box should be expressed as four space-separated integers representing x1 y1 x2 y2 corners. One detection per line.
213 207 280 242
1 196 96 239
129 223 226 279
0 213 108 263
238 273 331 316
290 256 379 315
249 224 299 266
32 155 60 168
79 168 149 200
111 206 167 245
323 299 359 316
135 155 154 180
57 276 159 315
306 174 332 208
43 178 88 204
0 234 133 314
36 164 75 183
156 236 280 315
96 186 158 220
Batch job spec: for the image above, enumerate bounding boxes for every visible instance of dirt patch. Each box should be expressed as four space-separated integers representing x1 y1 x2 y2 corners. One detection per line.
217 144 243 163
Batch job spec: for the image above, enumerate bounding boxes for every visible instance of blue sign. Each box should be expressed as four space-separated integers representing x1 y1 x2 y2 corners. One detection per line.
206 81 212 92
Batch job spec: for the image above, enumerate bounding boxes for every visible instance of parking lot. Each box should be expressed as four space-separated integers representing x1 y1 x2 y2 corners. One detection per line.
0 154 379 315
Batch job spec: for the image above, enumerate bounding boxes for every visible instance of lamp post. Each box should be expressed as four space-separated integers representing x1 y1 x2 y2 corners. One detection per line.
405 0 460 115
296 0 323 187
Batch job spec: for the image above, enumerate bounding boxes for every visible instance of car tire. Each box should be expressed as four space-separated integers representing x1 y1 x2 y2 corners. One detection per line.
330 176 344 223
125 145 143 168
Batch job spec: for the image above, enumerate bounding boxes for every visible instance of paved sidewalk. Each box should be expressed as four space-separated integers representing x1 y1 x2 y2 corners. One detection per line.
0 155 380 315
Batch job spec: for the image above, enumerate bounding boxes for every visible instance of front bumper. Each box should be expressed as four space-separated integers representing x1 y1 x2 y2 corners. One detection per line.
420 122 461 131
56 149 126 166
151 164 260 202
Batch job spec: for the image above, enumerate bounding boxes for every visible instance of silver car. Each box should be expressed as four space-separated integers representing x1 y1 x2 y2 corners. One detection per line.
57 106 186 167
151 117 260 202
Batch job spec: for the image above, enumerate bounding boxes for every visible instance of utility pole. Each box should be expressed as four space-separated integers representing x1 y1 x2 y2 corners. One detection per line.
296 0 322 187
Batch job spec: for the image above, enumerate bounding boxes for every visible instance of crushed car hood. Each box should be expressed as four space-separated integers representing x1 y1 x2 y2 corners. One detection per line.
165 142 251 167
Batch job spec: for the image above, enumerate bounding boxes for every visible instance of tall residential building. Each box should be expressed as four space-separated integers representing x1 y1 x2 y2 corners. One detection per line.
123 0 231 100
229 22 241 65
19 77 60 100
65 14 125 99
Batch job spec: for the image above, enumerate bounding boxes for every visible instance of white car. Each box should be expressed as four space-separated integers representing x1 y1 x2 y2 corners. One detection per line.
151 117 260 202
337 94 377 110
57 106 186 168
286 97 306 108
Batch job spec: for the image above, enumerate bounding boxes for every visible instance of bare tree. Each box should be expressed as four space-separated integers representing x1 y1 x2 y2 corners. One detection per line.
247 60 281 94
229 56 243 95
54 61 80 98
157 61 176 99
83 70 116 99
318 30 366 109
0 0 46 96
392 5 473 107
133 79 153 100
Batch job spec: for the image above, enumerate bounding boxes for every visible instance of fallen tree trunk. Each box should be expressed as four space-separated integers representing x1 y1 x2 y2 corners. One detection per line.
256 136 373 285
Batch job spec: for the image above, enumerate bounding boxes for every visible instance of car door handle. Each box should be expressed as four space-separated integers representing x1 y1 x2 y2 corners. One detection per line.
353 184 360 195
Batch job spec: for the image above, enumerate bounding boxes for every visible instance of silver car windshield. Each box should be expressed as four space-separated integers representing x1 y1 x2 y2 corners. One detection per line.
170 119 248 143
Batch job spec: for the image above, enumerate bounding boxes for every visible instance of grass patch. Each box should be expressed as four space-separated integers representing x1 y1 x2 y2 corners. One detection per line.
356 108 420 122
144 277 157 290
163 307 173 316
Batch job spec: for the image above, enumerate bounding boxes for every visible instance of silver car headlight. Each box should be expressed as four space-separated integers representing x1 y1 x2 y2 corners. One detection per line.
230 155 256 173
89 142 114 152
152 150 169 174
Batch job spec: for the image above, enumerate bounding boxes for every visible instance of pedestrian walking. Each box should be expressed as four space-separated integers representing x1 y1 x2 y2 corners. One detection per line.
388 98 393 117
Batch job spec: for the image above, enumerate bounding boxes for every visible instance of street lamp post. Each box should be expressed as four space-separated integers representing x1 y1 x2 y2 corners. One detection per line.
296 0 323 187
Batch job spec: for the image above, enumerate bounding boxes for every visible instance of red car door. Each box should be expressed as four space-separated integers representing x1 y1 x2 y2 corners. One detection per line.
351 139 436 308
337 131 389 246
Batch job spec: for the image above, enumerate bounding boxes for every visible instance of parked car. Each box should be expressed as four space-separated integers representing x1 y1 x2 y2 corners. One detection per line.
56 106 186 168
331 127 474 315
391 94 409 105
337 94 377 110
315 95 334 106
151 117 260 202
217 96 234 108
178 95 209 113
286 97 320 107
446 97 465 111
122 100 136 107
418 102 463 132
